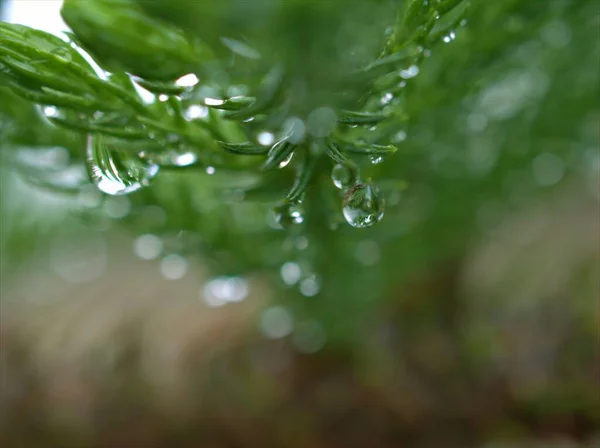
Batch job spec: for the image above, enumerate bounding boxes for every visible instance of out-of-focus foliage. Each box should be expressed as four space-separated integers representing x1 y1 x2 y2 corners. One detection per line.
0 0 598 445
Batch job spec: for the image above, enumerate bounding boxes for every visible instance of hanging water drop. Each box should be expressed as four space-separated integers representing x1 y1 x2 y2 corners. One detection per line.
331 163 357 190
342 183 385 228
279 151 294 168
273 200 305 228
86 134 159 195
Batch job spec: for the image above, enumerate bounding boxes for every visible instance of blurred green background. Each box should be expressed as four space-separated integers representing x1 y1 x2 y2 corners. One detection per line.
0 1 598 447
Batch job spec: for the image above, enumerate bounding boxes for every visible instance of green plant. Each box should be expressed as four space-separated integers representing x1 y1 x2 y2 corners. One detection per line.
1 0 598 343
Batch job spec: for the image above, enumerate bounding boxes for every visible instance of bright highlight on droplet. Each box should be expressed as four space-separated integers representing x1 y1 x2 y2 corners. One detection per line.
133 234 163 260
175 73 199 88
184 105 209 120
381 92 393 105
257 131 275 146
400 65 420 79
206 166 216 175
204 97 224 106
160 254 188 280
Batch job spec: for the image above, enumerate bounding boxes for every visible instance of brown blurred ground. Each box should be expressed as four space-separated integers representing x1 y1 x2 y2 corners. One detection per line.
1 183 598 448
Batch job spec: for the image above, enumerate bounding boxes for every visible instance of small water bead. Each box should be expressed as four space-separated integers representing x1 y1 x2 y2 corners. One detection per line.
87 134 159 195
370 156 384 165
278 152 294 169
400 65 420 79
175 73 199 88
273 201 305 228
342 183 385 228
442 31 456 43
206 166 216 175
257 131 275 146
380 92 394 105
42 105 59 118
331 163 358 190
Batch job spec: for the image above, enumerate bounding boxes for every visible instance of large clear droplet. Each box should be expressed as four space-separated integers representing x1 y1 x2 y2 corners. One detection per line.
331 163 357 190
86 134 159 195
342 183 385 228
273 200 305 228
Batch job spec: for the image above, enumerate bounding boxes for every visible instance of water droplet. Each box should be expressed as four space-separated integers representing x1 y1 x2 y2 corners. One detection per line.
331 163 358 190
184 105 209 120
280 261 302 285
257 131 275 146
133 234 163 260
260 306 293 339
278 152 294 169
160 254 188 280
400 65 420 79
206 166 216 175
204 97 224 106
273 201 305 228
175 73 199 88
342 183 385 228
380 92 394 105
87 134 159 195
370 156 384 165
42 105 59 118
442 31 456 43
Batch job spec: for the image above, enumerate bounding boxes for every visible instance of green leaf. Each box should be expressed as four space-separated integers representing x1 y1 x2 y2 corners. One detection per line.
61 0 214 81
